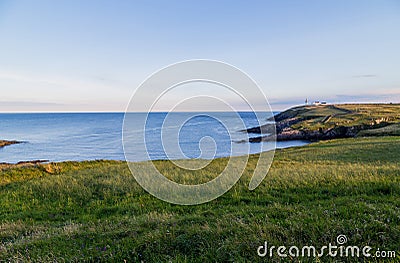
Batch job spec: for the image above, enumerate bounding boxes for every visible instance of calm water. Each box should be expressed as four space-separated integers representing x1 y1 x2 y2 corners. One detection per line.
0 112 308 163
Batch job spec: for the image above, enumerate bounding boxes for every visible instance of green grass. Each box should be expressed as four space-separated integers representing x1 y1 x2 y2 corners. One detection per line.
287 104 400 132
1 137 399 262
358 124 400 137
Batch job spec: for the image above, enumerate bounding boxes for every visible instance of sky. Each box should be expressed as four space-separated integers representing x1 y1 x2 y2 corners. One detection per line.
0 0 399 112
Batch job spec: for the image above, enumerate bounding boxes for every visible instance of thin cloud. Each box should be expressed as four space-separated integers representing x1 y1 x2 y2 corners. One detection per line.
351 74 377 78
0 101 65 107
269 91 400 110
0 70 123 92
0 101 67 112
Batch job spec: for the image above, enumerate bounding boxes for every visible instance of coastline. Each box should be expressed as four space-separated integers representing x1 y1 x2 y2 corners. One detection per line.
0 140 21 148
0 141 308 166
246 103 400 142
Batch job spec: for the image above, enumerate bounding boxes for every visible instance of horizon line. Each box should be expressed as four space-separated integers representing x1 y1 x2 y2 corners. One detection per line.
0 102 399 114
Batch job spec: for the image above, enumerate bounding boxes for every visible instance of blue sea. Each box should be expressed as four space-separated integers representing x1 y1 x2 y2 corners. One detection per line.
0 112 308 163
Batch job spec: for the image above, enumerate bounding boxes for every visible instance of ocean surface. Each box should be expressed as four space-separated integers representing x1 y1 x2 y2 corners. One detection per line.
0 112 308 163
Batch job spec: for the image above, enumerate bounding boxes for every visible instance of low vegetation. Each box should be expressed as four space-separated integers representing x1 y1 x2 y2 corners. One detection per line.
0 136 399 262
289 103 400 130
247 103 400 142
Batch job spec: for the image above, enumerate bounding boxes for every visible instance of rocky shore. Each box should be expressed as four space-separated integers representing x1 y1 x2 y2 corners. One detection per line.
245 104 400 143
0 140 21 148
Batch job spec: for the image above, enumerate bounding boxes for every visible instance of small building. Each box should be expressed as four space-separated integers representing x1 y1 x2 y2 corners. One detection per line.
313 101 327 106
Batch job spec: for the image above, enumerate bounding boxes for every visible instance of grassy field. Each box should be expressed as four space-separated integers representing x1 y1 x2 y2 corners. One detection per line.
281 103 400 132
0 137 399 262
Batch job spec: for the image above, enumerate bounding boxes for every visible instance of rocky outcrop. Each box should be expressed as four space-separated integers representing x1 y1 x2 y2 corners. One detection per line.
244 104 400 143
244 115 307 135
249 124 385 143
249 126 356 142
0 140 21 148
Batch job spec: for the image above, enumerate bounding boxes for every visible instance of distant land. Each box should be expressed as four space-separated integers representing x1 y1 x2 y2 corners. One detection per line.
0 140 21 148
245 103 400 142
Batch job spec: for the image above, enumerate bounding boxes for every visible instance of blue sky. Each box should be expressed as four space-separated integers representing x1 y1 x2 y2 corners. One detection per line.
0 0 399 111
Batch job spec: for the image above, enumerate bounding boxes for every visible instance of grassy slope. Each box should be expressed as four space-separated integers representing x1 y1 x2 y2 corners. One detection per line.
0 137 399 262
281 103 400 132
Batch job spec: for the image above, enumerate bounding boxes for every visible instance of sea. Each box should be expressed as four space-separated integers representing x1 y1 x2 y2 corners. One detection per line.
0 112 308 163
